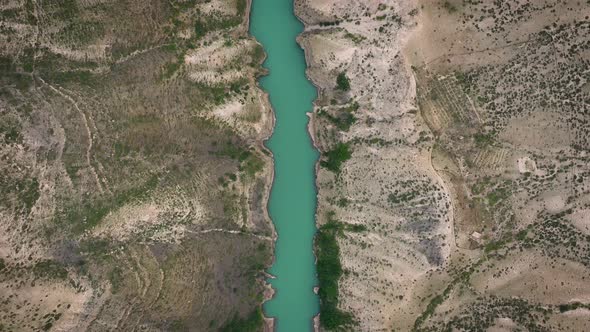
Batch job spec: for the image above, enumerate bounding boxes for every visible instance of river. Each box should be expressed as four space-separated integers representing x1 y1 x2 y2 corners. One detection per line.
249 0 320 330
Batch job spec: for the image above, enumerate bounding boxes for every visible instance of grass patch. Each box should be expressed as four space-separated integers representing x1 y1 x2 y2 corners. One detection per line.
78 238 113 258
471 177 491 195
108 267 123 293
0 62 33 90
19 177 40 212
414 292 447 330
33 260 68 280
486 186 510 206
170 320 187 332
194 20 207 39
473 132 495 147
239 154 264 178
62 175 159 234
250 44 265 66
161 61 182 80
59 20 105 45
484 233 513 253
214 141 264 178
318 20 341 27
195 83 231 105
48 70 98 86
42 0 78 19
194 14 243 39
413 261 482 331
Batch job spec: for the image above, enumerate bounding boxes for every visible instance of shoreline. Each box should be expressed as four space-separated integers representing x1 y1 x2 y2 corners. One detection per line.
245 0 278 330
294 5 322 332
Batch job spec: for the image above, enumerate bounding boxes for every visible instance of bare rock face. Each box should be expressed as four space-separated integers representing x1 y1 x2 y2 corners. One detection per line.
298 0 590 331
0 0 273 330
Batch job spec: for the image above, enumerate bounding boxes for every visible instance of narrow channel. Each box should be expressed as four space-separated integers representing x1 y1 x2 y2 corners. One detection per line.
249 0 320 330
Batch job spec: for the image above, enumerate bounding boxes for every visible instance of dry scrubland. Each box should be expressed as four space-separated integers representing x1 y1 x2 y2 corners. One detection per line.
0 0 274 330
297 0 590 330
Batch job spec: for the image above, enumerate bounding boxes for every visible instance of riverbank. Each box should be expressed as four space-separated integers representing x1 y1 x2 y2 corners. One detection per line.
293 0 456 330
291 0 590 331
244 2 278 331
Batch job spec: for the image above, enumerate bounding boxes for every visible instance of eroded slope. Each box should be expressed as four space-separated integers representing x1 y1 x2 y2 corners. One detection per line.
0 0 273 330
297 0 590 330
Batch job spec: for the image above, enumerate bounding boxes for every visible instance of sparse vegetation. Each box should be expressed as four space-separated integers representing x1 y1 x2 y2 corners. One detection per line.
304 0 590 330
33 260 68 280
473 132 494 147
0 0 271 329
61 175 159 234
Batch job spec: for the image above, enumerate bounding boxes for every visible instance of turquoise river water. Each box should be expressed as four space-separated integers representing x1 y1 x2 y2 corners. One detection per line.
250 0 320 330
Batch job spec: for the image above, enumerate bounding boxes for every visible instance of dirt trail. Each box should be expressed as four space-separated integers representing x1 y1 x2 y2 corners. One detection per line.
187 228 273 241
38 77 104 194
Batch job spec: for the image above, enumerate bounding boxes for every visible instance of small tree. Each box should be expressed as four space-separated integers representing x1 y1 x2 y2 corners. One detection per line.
336 72 350 91
321 143 352 172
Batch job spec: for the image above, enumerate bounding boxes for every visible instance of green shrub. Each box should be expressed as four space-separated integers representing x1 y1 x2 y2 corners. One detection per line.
321 143 352 173
0 117 22 143
318 102 358 131
220 308 263 332
346 224 367 232
236 0 246 16
558 302 589 313
315 220 353 329
33 260 68 280
336 72 350 91
194 20 207 39
19 177 40 212
442 1 457 13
